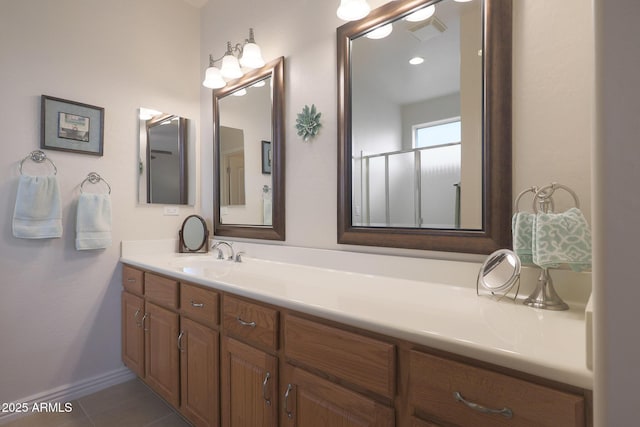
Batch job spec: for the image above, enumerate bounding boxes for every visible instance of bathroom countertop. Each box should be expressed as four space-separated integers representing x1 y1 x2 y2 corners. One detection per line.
120 241 592 390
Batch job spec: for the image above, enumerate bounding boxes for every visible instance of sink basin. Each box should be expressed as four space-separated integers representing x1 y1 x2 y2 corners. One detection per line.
169 256 234 278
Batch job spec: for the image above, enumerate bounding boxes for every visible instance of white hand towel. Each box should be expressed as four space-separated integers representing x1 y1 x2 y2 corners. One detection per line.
13 175 63 239
76 193 112 250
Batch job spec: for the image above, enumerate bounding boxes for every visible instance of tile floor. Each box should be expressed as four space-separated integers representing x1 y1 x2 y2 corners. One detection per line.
4 379 192 427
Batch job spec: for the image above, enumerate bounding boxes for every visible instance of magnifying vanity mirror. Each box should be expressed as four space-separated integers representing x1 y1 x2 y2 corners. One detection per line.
477 248 521 296
138 108 195 205
337 0 512 253
213 57 285 240
179 214 209 253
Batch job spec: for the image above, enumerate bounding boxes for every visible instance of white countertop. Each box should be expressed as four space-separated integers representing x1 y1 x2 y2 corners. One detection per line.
121 240 593 390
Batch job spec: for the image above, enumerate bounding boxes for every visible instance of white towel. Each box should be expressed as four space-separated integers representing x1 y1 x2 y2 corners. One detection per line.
13 175 63 239
76 193 112 250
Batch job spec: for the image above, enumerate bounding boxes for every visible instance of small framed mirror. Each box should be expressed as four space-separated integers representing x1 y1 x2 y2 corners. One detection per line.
179 215 209 253
477 249 521 298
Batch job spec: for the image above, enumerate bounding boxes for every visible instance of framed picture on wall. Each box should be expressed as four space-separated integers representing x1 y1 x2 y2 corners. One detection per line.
41 95 104 156
261 140 272 174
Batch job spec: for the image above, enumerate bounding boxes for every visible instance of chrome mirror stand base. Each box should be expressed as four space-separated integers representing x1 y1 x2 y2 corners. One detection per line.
523 268 569 311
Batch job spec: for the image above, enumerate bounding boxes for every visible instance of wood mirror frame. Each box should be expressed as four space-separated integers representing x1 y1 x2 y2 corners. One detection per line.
213 56 285 240
337 0 512 254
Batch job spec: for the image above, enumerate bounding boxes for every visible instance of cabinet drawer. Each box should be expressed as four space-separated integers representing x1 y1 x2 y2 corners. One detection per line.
122 265 144 295
223 295 278 350
284 315 395 399
145 273 178 310
180 282 219 327
409 350 585 427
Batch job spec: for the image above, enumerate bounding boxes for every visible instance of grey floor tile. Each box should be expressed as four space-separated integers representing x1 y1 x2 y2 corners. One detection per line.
77 379 151 417
146 413 192 427
88 391 173 427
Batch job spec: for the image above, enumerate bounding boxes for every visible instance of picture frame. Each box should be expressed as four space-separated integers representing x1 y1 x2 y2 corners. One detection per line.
261 140 272 174
41 95 104 156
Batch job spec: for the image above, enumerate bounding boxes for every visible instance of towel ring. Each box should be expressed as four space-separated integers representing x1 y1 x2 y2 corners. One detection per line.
80 172 112 194
19 150 58 175
533 183 579 213
514 186 555 213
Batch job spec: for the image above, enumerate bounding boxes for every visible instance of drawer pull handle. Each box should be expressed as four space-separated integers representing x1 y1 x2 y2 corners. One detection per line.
177 330 185 352
190 301 204 308
284 383 294 419
141 313 149 332
236 316 256 328
262 372 271 406
127 278 136 283
453 392 513 419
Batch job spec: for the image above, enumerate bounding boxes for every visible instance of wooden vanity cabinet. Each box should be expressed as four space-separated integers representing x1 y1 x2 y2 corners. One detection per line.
121 291 145 378
145 301 180 407
221 295 279 427
408 350 586 427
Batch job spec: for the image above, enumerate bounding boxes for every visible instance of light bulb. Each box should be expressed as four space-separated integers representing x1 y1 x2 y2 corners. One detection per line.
202 66 226 89
366 23 393 40
405 5 435 22
337 0 370 21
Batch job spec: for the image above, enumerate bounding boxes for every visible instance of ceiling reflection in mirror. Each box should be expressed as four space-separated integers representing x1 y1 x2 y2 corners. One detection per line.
217 77 272 225
350 0 482 230
138 108 195 205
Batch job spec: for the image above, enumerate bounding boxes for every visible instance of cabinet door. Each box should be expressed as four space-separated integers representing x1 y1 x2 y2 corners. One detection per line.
145 302 180 407
221 337 277 427
122 292 145 377
180 317 219 427
281 365 394 427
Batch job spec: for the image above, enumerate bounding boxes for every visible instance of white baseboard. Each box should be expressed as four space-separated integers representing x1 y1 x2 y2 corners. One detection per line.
0 366 136 425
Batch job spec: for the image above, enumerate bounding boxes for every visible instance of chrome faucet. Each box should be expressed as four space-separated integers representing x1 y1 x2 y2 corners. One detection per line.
212 241 234 261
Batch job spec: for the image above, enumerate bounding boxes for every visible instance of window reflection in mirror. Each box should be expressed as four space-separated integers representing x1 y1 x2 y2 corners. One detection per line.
350 0 482 230
138 108 195 205
217 77 272 226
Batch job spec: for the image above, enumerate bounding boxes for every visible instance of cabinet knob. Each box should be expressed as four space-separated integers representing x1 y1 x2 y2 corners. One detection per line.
453 391 513 419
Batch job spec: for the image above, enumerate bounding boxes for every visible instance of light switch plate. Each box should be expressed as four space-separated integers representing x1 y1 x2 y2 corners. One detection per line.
163 206 179 216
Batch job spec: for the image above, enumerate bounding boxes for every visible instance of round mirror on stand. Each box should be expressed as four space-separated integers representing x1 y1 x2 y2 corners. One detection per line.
179 215 209 253
477 249 521 300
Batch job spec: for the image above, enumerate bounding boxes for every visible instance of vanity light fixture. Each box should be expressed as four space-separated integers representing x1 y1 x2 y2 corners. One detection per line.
409 56 425 65
366 23 393 39
202 28 266 89
405 4 436 22
337 0 370 21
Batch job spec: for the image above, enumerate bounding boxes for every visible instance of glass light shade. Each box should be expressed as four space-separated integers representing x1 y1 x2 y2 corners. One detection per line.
240 42 265 69
405 5 435 22
220 54 243 80
202 66 226 89
232 88 247 97
366 23 393 39
337 0 370 21
409 56 425 65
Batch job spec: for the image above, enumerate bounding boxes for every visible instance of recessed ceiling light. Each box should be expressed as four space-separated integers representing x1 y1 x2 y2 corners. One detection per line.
405 5 435 22
409 56 424 65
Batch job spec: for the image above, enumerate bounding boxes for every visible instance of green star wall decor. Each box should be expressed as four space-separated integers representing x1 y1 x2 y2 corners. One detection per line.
295 104 322 142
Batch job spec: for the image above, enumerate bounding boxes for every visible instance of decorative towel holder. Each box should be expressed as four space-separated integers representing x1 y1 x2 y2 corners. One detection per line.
515 182 581 311
80 172 112 194
19 150 58 175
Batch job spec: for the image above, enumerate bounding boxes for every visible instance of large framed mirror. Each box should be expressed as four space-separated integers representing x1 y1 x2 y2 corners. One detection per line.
138 108 195 205
213 56 285 240
338 0 512 254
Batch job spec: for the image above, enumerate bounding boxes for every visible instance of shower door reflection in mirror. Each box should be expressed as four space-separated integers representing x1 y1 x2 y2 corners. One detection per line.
217 77 273 226
350 0 482 230
138 108 195 205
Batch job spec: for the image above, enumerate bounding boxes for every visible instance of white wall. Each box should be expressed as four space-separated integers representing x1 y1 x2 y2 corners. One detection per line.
0 0 200 405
